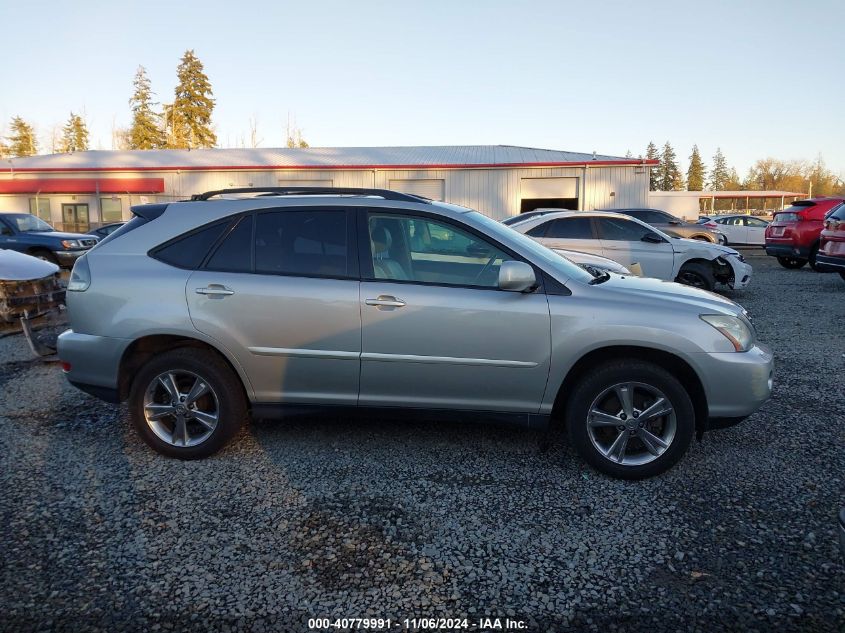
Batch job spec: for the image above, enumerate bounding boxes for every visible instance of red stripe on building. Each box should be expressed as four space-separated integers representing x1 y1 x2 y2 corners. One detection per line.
0 178 165 194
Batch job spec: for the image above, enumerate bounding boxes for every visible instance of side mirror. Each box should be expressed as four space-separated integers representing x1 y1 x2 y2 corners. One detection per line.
668 219 682 225
0 226 11 236
641 233 665 244
498 260 536 292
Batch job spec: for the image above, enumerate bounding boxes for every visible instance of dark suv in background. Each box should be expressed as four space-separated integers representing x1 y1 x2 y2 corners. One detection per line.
608 208 725 244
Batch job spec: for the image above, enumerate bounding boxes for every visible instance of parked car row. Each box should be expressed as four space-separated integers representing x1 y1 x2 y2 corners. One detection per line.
57 187 773 480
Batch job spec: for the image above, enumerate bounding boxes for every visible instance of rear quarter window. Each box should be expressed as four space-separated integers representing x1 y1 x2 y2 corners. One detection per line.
151 220 230 269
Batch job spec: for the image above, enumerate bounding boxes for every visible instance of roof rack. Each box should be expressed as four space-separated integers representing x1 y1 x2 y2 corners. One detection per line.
189 187 431 203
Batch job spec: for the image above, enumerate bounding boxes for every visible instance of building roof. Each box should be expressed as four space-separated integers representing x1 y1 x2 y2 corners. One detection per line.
650 190 806 198
1 145 655 173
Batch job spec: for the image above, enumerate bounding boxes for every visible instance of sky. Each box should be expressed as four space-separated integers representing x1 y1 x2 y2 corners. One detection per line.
2 0 843 177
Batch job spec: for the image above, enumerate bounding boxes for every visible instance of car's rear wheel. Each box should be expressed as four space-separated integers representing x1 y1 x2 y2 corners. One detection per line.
128 348 247 459
776 256 807 269
566 360 695 479
675 262 715 290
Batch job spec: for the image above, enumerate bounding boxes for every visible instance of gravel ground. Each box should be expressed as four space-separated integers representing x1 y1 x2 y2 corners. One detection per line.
1 251 843 633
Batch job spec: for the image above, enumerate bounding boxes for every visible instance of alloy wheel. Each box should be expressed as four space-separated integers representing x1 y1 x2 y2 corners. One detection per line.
143 370 220 447
586 381 677 466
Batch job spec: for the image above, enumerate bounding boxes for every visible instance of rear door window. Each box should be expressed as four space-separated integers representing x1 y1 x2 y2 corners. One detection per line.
205 215 253 272
255 209 350 277
545 217 595 239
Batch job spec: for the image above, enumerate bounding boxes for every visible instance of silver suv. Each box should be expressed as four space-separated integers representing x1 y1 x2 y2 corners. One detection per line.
58 188 774 479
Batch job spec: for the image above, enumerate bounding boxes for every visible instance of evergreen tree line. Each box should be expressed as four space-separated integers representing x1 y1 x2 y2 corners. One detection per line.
640 141 843 197
0 49 308 158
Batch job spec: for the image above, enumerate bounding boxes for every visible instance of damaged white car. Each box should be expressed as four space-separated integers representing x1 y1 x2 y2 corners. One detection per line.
0 248 66 354
513 210 752 291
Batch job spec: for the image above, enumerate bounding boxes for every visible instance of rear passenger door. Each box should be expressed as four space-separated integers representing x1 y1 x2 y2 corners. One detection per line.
185 207 361 405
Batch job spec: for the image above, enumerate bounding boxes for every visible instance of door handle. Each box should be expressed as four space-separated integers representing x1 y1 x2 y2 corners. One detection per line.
365 295 406 308
196 286 235 296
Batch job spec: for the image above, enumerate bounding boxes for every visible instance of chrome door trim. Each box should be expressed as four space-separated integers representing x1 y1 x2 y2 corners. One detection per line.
361 352 538 368
248 347 359 360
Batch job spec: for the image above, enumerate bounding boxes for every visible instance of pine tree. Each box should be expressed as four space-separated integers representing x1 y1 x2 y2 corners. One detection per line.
7 116 38 156
658 142 682 191
59 112 89 152
169 50 216 149
708 147 730 191
645 141 660 190
687 145 705 191
129 66 166 150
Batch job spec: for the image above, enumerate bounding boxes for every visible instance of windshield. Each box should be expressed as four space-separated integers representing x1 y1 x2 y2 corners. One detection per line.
465 211 595 285
5 214 54 232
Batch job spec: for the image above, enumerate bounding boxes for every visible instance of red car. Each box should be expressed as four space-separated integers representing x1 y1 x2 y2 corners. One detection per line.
817 202 845 281
764 197 845 270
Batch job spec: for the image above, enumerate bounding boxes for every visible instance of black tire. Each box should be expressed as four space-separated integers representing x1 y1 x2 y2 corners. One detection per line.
128 347 247 459
675 261 715 290
30 249 59 265
808 244 824 272
565 360 695 479
777 256 807 269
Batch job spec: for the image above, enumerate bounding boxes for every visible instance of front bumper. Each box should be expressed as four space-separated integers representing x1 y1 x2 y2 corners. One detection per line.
54 249 91 267
694 343 774 419
57 329 130 400
727 257 753 289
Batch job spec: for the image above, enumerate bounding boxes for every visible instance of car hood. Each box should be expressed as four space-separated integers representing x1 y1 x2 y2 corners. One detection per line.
670 237 738 258
0 248 60 280
24 230 97 241
592 272 743 316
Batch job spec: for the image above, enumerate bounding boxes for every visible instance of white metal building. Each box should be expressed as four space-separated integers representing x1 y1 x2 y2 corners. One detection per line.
0 146 655 232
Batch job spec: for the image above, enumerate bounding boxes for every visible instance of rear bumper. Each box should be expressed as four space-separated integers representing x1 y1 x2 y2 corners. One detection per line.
694 343 774 419
765 243 809 259
57 329 130 399
815 253 845 271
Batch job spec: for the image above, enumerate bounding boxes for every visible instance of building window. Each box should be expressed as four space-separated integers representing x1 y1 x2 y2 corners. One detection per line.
29 198 51 222
100 197 123 223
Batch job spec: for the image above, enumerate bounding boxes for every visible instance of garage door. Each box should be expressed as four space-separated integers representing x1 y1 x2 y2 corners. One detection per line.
388 179 445 201
520 178 578 199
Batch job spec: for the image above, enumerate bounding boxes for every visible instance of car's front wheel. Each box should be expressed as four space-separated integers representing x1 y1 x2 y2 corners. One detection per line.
675 261 715 290
777 256 807 269
128 348 247 459
566 360 695 479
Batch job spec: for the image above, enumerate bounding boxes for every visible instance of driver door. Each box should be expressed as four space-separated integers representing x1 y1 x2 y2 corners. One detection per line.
358 210 552 412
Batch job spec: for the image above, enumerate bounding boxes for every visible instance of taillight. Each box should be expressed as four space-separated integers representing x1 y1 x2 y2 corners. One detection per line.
704 222 717 228
67 254 91 292
60 361 71 372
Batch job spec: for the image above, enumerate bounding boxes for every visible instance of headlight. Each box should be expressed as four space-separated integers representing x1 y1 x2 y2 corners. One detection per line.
700 314 753 352
61 239 80 249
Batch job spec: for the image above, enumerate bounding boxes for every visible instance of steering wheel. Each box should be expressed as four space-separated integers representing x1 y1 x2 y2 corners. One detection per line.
472 254 499 285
